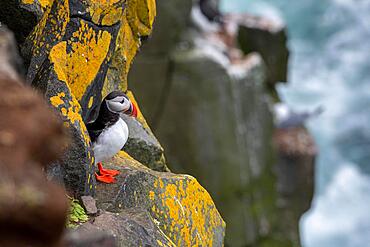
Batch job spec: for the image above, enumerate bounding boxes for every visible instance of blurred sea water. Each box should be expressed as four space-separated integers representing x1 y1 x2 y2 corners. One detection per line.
221 0 370 246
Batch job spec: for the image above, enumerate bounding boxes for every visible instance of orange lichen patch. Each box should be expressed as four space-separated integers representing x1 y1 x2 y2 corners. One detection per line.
118 150 134 160
155 232 177 247
138 0 156 30
38 0 52 8
103 10 140 93
28 0 69 61
126 0 156 37
103 0 156 94
106 153 224 246
101 6 123 26
49 21 112 100
115 151 159 171
85 0 123 25
120 13 140 75
22 0 34 4
115 151 142 168
88 96 94 108
101 76 123 99
149 176 225 246
49 91 91 147
149 191 155 200
50 92 65 107
22 0 53 9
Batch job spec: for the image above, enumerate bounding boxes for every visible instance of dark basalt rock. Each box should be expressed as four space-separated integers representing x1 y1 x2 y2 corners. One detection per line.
155 51 278 246
64 226 117 247
81 196 98 216
0 0 39 44
122 115 168 172
237 14 290 87
273 127 315 245
78 209 175 247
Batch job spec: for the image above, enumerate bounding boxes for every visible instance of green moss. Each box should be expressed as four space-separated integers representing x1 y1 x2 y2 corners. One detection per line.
66 197 89 228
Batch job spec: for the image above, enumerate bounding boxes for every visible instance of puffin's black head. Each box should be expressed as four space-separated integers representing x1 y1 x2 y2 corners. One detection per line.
104 91 138 117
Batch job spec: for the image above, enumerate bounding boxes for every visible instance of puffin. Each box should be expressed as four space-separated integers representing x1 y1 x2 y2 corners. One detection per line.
199 0 224 24
86 91 138 183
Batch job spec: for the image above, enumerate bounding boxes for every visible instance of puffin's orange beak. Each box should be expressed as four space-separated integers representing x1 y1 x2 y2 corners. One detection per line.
130 102 138 118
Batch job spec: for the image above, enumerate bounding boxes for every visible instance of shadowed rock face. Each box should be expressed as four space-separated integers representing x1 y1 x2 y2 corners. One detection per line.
0 0 39 44
128 1 312 246
156 51 278 247
128 0 192 125
273 127 315 245
122 114 168 171
237 14 290 88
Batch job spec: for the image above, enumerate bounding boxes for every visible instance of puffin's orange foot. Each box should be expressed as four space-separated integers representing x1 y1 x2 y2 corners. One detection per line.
95 173 116 184
97 162 120 176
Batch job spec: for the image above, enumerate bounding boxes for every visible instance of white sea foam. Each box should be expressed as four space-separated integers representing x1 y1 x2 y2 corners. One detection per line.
301 165 370 247
222 0 370 246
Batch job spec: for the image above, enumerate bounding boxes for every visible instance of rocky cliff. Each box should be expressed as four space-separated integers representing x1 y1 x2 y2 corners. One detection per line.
129 0 313 246
0 0 226 246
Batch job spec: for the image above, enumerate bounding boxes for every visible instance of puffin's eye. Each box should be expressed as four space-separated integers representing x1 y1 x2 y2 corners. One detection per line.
121 98 125 104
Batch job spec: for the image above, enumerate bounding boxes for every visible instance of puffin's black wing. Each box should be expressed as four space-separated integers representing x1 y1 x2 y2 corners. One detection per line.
86 122 105 143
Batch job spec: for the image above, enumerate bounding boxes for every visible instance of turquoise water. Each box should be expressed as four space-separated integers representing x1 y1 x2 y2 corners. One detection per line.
221 0 370 246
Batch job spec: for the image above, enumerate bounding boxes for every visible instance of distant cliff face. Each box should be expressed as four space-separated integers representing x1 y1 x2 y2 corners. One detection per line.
0 0 226 245
129 0 313 246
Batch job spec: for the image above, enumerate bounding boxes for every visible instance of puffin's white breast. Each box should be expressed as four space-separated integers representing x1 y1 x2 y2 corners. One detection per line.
93 118 128 164
191 5 220 33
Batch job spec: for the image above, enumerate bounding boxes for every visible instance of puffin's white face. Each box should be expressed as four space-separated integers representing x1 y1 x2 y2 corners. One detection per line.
104 91 138 117
106 96 131 113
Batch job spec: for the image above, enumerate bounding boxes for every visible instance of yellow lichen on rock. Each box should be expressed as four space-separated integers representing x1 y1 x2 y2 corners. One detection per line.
86 0 123 25
150 177 225 246
50 92 65 107
103 12 139 94
22 0 34 4
103 0 156 94
88 96 94 109
27 0 69 59
49 91 92 148
117 150 137 162
38 0 52 8
120 12 141 77
101 5 124 26
126 0 156 37
49 21 112 100
101 153 226 246
22 0 52 9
